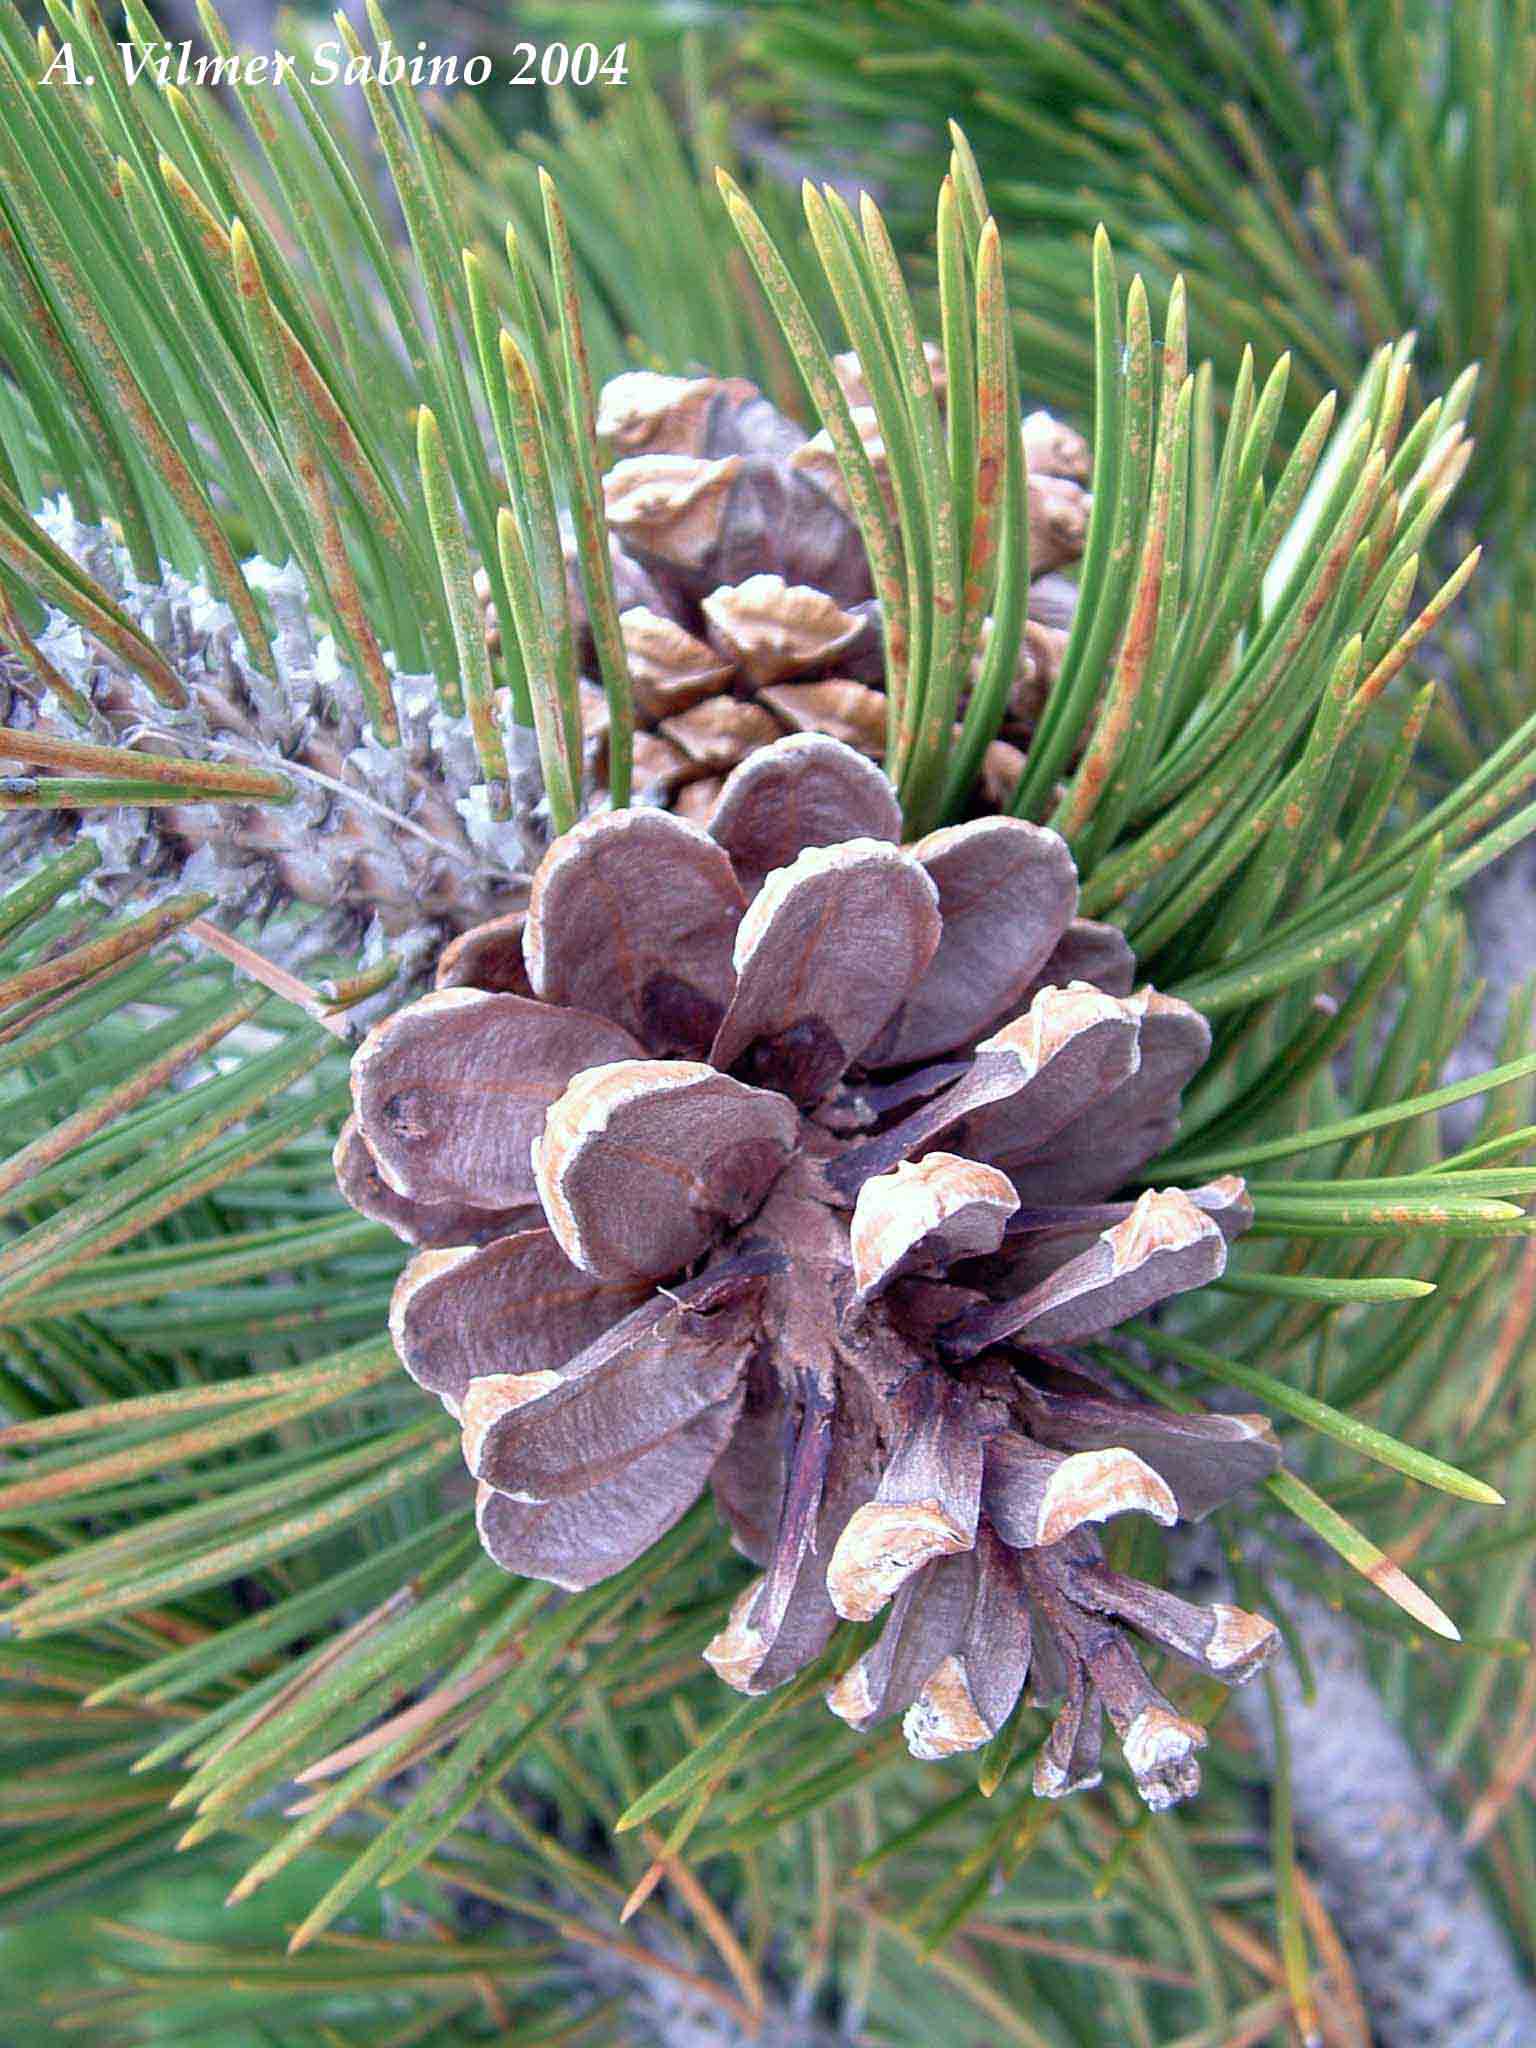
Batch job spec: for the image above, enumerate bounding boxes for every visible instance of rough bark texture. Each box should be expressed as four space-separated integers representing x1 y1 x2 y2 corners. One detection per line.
1232 1587 1536 2047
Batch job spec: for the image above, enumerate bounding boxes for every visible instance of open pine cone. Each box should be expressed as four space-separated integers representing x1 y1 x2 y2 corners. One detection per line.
340 734 1281 1808
481 353 1089 813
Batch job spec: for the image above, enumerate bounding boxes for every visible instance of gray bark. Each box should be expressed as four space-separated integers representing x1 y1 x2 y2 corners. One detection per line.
1232 1588 1536 2047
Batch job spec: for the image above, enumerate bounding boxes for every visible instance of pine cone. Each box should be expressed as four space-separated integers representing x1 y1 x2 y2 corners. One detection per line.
343 734 1280 1808
500 365 1088 812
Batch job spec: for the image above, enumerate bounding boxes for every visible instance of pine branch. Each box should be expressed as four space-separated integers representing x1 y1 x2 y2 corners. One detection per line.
0 1 1529 2020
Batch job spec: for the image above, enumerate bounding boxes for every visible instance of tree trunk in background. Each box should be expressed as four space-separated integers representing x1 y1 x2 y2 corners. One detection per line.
1232 1589 1536 2047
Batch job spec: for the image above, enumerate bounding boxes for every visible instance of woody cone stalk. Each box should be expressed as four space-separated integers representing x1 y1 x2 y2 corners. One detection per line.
485 348 1089 814
343 734 1281 1809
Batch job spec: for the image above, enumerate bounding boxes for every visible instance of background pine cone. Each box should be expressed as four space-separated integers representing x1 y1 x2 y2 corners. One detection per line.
344 733 1279 1811
483 359 1089 815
